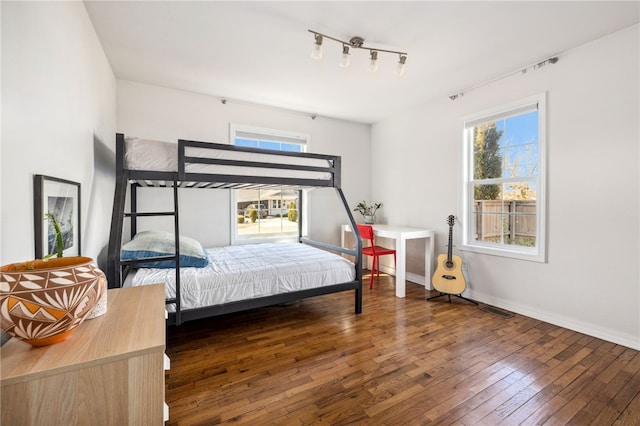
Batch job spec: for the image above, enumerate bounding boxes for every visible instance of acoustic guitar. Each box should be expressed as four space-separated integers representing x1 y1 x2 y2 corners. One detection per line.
432 215 466 295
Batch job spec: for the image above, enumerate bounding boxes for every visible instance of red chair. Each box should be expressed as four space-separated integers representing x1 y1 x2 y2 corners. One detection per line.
357 224 396 289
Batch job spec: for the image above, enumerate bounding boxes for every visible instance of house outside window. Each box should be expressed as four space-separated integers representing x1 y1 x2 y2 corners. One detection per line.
230 124 309 244
461 94 546 262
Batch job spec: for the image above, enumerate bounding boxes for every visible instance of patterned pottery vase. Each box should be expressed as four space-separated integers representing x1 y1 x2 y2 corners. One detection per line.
0 256 105 346
86 275 108 320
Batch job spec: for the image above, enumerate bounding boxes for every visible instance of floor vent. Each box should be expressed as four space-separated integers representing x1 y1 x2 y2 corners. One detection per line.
480 305 514 319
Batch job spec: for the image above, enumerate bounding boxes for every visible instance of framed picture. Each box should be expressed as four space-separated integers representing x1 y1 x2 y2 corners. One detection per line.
34 175 81 259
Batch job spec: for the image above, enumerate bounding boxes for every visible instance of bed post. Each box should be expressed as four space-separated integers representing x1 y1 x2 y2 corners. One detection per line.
130 182 138 239
336 187 362 314
173 180 182 325
297 189 303 241
333 158 362 312
107 133 127 288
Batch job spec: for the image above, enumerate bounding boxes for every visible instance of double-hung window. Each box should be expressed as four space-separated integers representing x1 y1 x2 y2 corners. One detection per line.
461 94 546 262
230 124 309 244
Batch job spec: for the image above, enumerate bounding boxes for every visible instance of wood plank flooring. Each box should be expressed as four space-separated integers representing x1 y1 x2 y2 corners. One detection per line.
165 276 640 425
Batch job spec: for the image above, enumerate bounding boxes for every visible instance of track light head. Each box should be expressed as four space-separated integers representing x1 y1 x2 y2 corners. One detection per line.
311 34 323 60
368 51 378 72
396 54 407 76
339 45 351 68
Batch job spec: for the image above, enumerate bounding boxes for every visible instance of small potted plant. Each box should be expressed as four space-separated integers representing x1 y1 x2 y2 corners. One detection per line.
353 201 382 224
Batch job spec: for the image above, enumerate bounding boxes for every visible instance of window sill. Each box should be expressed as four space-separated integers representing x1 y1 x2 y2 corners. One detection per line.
460 243 546 263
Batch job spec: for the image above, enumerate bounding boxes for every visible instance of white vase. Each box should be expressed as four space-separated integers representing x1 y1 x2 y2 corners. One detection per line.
364 215 376 224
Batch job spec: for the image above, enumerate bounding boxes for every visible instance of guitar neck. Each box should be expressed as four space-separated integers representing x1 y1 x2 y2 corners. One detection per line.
447 225 453 262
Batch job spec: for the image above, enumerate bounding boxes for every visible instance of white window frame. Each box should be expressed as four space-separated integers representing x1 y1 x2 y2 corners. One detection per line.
229 124 310 245
460 93 547 262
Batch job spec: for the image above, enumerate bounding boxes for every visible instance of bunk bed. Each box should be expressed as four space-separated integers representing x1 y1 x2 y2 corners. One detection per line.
107 133 363 325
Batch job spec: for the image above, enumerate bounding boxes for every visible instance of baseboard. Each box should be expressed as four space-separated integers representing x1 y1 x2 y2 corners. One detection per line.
406 272 427 288
368 266 638 349
376 265 428 289
466 289 640 351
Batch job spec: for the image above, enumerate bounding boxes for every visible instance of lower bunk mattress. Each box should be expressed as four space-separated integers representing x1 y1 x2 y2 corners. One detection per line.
130 242 356 312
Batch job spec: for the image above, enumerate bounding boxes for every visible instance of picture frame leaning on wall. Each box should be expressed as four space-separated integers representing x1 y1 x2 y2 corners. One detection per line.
34 174 81 259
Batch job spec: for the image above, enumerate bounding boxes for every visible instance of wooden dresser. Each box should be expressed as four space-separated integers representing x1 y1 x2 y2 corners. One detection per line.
1 284 166 425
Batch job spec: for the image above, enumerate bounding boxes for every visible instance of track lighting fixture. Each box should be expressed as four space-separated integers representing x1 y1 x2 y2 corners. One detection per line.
309 29 408 75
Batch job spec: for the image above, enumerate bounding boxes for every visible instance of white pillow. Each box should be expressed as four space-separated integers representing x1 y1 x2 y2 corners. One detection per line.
121 231 208 268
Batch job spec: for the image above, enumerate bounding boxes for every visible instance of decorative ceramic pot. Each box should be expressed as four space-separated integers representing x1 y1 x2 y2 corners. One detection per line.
86 279 107 319
0 256 105 346
364 215 376 224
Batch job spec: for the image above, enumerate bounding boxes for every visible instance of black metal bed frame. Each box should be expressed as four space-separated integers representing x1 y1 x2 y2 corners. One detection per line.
107 133 363 325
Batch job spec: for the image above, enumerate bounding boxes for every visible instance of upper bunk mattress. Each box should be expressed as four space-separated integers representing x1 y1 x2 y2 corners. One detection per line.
124 137 333 180
131 242 356 311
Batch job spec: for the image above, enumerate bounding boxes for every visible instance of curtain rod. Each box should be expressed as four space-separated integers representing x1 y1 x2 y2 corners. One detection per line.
219 97 318 120
449 55 560 101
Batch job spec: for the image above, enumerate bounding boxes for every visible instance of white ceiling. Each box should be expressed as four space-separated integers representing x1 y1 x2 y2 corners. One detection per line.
84 1 639 124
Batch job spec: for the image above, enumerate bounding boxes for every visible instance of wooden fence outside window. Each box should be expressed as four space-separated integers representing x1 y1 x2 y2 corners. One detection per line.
473 200 536 246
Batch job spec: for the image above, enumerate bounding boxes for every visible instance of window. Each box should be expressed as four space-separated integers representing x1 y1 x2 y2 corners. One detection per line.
461 94 546 262
230 124 309 244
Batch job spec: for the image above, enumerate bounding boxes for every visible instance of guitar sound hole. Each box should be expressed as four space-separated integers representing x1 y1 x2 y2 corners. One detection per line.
445 261 454 269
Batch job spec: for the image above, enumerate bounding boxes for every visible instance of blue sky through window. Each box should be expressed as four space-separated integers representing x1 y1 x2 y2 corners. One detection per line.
495 110 539 178
235 138 302 152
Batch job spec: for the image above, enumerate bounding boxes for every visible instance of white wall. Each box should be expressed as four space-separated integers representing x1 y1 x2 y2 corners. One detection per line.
372 25 640 349
1 2 116 268
116 81 370 247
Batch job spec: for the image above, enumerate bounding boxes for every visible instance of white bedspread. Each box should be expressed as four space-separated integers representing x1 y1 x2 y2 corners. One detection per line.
131 243 355 311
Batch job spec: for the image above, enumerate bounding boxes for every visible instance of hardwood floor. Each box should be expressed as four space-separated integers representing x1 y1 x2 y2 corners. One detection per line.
165 276 640 425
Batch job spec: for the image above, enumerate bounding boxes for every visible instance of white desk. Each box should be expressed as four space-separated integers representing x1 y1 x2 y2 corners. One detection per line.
341 224 435 298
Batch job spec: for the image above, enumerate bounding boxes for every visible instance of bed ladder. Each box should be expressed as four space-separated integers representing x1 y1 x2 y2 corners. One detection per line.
127 181 183 325
107 160 183 325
